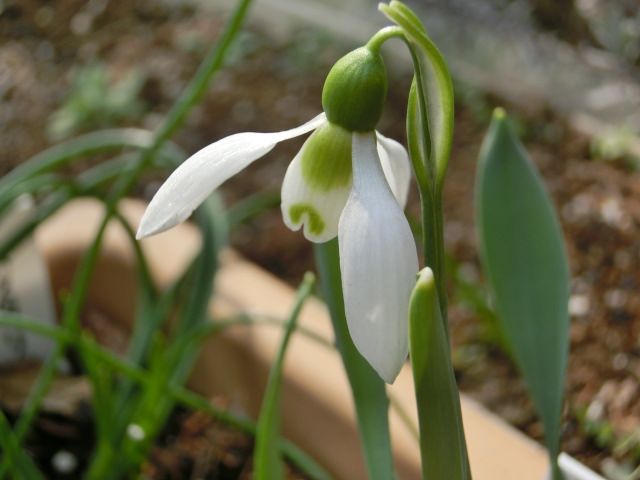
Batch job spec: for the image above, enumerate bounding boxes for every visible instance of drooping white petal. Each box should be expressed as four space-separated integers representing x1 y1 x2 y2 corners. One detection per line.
376 132 411 208
339 131 419 383
281 135 351 243
137 113 326 238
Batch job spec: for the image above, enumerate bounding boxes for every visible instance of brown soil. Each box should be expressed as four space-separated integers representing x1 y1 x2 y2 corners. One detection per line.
1 0 638 476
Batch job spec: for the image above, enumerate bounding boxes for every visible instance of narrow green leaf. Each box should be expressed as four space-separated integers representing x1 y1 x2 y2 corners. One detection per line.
406 80 429 189
102 195 227 479
475 109 570 479
409 268 471 480
80 340 117 445
227 189 280 227
0 153 173 261
0 410 44 480
380 0 454 189
0 128 184 206
314 240 394 480
254 272 316 480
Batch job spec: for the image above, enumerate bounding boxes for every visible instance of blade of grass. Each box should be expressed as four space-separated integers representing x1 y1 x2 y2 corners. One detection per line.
314 239 394 480
0 410 44 480
409 268 471 479
227 189 280 227
0 128 183 192
79 340 118 450
0 152 174 261
92 195 227 479
254 272 315 480
475 109 570 479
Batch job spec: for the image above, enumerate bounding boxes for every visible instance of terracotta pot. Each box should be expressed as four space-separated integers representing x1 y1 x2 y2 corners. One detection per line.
34 198 603 480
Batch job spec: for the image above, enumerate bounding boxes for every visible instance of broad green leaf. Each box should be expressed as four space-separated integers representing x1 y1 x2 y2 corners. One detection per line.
314 240 395 480
380 1 454 190
409 268 471 480
254 273 315 480
475 109 569 479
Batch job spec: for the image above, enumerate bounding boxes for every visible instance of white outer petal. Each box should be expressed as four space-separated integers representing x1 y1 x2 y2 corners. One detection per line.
376 132 411 209
339 131 419 383
281 137 351 243
137 113 326 238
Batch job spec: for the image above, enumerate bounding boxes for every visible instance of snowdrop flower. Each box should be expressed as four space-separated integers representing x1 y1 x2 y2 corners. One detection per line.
137 46 418 383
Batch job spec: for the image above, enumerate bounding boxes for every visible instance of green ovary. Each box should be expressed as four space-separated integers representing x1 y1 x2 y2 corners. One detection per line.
289 203 325 235
301 122 352 191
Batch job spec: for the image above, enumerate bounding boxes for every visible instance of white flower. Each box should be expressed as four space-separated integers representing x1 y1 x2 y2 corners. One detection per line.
136 113 418 383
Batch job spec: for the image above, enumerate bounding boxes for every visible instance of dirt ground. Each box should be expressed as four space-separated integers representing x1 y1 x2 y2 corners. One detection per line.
1 0 639 477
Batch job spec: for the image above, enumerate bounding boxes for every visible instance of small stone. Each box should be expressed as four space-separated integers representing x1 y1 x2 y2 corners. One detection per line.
569 294 590 316
127 423 145 441
611 378 638 412
71 13 92 36
604 289 627 309
600 197 624 227
52 450 77 475
612 353 629 371
586 399 605 422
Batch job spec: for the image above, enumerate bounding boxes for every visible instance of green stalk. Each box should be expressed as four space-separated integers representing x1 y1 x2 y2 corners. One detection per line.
409 269 471 479
379 3 469 479
0 410 44 480
314 240 394 480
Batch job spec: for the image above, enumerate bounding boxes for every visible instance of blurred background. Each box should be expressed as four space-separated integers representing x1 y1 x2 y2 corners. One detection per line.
1 0 639 478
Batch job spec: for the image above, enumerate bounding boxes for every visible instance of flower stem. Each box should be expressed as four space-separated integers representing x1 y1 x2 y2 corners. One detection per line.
366 26 405 53
314 240 395 480
421 189 448 332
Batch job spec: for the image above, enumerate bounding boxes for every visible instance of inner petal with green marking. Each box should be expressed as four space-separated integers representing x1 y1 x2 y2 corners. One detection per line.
289 203 326 236
301 121 352 191
281 124 353 243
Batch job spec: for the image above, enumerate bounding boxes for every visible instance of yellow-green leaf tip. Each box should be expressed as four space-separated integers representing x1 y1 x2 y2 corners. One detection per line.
493 107 507 121
416 267 435 287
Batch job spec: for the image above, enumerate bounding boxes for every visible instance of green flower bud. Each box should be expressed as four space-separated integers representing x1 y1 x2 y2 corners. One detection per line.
301 121 352 191
322 47 387 132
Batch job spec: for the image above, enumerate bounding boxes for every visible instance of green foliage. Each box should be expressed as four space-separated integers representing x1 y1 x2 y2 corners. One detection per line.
408 269 471 480
0 1 267 478
574 405 640 466
314 240 395 480
254 273 316 480
475 108 570 479
591 126 640 170
380 0 454 191
47 64 146 142
448 256 508 351
376 4 472 478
